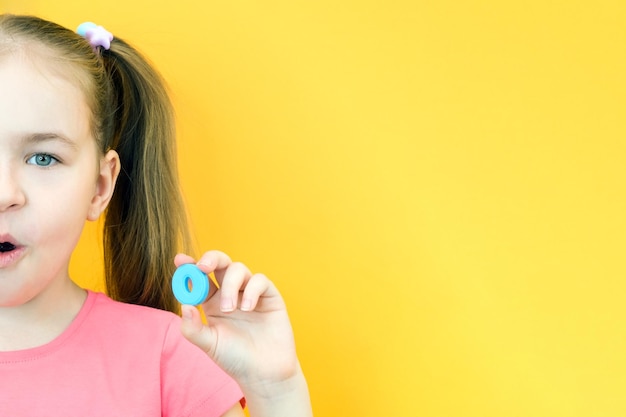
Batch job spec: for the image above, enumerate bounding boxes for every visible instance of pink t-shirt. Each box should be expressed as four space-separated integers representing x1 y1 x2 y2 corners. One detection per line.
0 291 244 416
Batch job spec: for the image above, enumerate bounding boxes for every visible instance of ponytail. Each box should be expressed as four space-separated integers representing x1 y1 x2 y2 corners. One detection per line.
100 39 192 313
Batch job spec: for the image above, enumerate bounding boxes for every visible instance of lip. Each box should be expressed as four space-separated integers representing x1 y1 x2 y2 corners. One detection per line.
0 234 18 245
0 246 25 269
0 234 25 269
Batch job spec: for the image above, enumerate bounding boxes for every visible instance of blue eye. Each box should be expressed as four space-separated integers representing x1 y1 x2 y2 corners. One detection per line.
27 153 59 167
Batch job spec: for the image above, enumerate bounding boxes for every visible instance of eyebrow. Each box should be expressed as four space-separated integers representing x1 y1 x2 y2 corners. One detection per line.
23 132 80 150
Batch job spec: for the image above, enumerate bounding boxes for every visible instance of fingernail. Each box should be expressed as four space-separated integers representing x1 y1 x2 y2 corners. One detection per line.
197 259 213 268
220 298 234 312
241 299 252 312
181 307 192 320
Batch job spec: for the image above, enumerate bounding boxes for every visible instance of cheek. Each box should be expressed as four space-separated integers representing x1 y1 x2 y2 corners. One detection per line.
25 179 97 243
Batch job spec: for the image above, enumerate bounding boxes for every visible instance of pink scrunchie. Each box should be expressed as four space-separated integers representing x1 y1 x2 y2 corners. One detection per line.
76 22 113 51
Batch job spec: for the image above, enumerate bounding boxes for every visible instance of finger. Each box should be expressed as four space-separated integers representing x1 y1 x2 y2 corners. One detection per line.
180 305 217 357
215 262 252 312
240 273 272 311
174 253 196 267
195 250 233 283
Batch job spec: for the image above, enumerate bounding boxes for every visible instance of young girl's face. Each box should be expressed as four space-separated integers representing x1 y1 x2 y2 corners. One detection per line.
0 51 115 307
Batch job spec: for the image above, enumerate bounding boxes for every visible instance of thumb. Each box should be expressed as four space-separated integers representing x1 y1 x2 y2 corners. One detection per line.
180 305 217 357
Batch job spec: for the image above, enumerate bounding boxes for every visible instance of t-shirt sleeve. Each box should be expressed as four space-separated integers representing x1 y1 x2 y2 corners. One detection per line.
160 315 244 417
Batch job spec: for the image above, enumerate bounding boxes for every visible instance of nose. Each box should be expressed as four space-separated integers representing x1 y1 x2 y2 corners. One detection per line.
0 165 26 212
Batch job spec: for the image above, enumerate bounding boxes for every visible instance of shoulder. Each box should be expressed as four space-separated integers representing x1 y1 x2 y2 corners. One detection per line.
89 290 178 321
84 293 243 416
80 291 244 415
85 290 181 343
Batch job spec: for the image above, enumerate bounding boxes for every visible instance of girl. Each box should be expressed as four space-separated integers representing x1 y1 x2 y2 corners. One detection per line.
0 14 312 417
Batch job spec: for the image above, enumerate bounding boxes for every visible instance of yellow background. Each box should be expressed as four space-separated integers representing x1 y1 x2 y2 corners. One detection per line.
3 0 626 415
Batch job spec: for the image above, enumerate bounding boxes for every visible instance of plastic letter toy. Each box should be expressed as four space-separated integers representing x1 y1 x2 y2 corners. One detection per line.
172 264 210 305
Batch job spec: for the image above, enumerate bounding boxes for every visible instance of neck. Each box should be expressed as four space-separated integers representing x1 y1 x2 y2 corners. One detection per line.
0 279 86 351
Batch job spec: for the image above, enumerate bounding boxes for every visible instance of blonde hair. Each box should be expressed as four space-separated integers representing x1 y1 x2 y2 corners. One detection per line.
0 14 192 313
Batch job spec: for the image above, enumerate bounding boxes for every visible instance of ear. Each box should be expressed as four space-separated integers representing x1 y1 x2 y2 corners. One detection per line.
87 149 121 221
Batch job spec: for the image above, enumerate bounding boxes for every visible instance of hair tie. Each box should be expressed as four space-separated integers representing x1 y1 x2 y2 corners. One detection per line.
76 22 113 51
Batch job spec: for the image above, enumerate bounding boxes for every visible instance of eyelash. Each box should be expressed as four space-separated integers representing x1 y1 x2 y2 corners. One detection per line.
26 153 61 167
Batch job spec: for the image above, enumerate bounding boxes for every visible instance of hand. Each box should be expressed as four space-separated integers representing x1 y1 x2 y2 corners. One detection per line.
175 251 301 392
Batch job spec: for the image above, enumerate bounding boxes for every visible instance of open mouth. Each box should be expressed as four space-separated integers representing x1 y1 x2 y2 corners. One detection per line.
0 242 16 253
